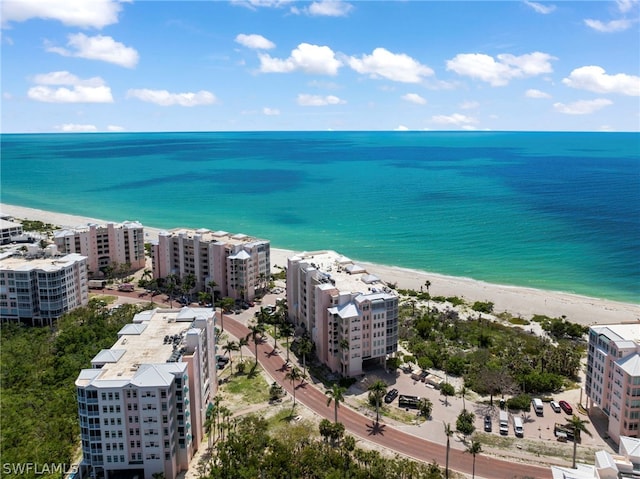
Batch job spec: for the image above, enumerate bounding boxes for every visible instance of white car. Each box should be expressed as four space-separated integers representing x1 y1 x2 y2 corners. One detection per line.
550 401 561 413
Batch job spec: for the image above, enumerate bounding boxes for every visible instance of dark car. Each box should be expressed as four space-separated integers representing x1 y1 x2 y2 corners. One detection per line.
484 415 492 432
216 355 230 364
384 388 399 404
559 400 573 414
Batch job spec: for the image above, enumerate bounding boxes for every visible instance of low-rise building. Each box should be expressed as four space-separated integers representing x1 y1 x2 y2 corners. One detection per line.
0 218 23 244
551 436 640 478
54 221 146 275
586 324 640 445
0 251 88 325
152 228 270 301
76 307 217 479
287 250 398 377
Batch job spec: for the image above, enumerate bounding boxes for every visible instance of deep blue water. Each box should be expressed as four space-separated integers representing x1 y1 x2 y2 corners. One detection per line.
1 131 639 304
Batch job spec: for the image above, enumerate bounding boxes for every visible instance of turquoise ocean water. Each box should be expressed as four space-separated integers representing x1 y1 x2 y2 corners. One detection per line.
1 131 639 304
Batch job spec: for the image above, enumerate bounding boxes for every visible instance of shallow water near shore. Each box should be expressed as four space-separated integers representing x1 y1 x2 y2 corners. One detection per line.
2 131 638 303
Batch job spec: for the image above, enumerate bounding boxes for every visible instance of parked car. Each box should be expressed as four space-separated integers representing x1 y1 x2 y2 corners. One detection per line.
216 355 229 364
550 401 561 413
559 400 573 414
484 415 492 432
384 388 399 404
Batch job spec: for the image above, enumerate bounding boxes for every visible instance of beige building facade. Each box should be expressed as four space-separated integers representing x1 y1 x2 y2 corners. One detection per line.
586 324 640 445
152 228 270 301
287 251 399 377
54 221 146 275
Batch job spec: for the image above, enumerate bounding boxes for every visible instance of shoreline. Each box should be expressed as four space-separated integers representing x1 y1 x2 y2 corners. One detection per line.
2 202 638 326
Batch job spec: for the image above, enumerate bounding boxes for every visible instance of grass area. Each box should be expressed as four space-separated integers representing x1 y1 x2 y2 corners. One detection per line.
219 364 270 407
88 294 117 304
354 398 420 425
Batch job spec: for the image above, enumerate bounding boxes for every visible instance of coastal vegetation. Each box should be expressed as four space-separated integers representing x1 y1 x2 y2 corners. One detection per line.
0 301 151 479
397 291 588 399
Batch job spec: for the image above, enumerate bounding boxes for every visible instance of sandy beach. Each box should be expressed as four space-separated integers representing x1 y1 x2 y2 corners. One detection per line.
2 202 638 326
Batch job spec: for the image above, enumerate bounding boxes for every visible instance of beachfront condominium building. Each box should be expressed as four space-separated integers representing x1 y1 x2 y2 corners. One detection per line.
76 307 217 479
53 221 146 275
0 218 23 244
287 251 399 377
0 251 88 325
152 228 270 301
586 324 640 445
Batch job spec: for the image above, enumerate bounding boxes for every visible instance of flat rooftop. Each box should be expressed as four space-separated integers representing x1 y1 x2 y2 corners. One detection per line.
291 250 391 296
0 253 86 271
160 228 268 247
592 324 640 344
77 307 214 385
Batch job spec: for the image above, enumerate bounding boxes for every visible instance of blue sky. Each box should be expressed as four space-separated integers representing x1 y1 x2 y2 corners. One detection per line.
1 0 639 132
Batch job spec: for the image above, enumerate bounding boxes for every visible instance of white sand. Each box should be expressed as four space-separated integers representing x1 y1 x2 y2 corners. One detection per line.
2 203 638 326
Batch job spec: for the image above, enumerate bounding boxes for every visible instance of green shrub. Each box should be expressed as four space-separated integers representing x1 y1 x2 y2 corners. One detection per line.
506 393 531 411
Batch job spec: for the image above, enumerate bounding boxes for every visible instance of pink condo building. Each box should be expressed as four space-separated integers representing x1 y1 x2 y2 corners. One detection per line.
287 251 399 378
54 221 146 275
586 324 640 445
75 307 217 479
152 228 270 301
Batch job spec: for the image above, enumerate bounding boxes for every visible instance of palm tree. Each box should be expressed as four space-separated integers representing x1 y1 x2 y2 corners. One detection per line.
222 340 239 373
444 422 453 479
459 385 467 410
298 336 313 377
424 280 431 313
565 414 592 468
285 367 303 407
466 439 482 479
280 321 294 362
207 279 217 304
326 384 347 424
246 323 264 365
367 379 387 425
237 336 249 363
417 397 433 419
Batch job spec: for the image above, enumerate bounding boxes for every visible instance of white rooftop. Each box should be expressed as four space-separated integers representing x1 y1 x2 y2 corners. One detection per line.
160 227 267 246
0 253 86 272
592 324 640 345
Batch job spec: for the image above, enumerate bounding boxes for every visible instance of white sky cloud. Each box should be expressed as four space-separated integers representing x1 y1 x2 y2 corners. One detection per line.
235 33 275 50
231 0 293 9
394 125 409 131
584 18 634 32
31 70 105 86
28 71 113 103
297 94 345 106
562 66 640 96
263 107 280 115
1 0 122 29
446 51 555 86
431 113 478 125
107 125 125 132
307 0 353 17
127 89 217 107
57 123 98 132
459 100 480 109
525 88 551 99
259 43 341 75
524 1 556 14
616 0 638 13
348 48 433 83
553 98 613 115
401 93 426 105
46 33 139 68
28 85 113 103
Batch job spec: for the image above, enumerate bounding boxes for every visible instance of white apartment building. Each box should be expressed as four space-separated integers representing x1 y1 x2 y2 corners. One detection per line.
0 251 88 325
0 218 23 244
54 221 146 275
76 307 217 479
152 228 270 301
586 324 640 445
287 251 399 377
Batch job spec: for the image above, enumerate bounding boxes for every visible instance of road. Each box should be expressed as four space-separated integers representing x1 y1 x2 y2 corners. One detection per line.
223 316 553 479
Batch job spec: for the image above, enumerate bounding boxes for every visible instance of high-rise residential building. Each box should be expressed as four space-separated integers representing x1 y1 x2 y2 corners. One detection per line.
287 250 399 377
75 307 217 479
0 251 88 325
586 324 640 444
54 221 146 275
152 228 270 301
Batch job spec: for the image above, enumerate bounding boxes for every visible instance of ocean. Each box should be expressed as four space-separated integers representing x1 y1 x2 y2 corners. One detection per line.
1 131 639 304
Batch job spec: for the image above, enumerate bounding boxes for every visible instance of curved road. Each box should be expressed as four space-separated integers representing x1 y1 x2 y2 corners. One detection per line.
224 317 553 479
